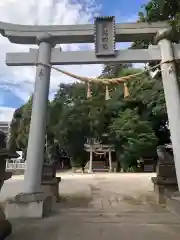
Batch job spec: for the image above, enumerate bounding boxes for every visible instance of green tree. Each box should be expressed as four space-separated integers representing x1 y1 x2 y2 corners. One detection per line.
139 0 180 23
9 106 23 150
132 0 180 56
110 108 157 170
16 96 33 150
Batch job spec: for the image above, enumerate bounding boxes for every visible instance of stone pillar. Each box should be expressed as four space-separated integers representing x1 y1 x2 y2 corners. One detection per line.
88 148 93 173
157 29 180 190
24 33 54 193
108 150 112 172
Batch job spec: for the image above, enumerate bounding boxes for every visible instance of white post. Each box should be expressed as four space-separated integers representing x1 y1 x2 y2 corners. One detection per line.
158 30 180 190
88 148 93 173
108 149 112 172
24 33 54 193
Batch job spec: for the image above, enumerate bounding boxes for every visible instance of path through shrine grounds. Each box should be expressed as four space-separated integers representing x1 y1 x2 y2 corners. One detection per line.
1 172 180 239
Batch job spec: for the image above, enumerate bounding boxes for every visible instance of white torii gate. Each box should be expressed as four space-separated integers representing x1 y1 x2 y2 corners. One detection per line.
1 18 180 195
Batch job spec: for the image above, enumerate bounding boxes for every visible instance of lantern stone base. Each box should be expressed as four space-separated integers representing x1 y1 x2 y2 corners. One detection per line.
41 177 61 202
165 192 180 218
5 192 53 219
152 177 178 204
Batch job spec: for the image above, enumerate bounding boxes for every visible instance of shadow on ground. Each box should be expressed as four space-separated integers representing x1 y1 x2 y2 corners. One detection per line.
57 194 92 208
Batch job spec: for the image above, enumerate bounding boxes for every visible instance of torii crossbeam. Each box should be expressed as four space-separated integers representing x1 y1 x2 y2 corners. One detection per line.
0 20 169 44
5 45 180 66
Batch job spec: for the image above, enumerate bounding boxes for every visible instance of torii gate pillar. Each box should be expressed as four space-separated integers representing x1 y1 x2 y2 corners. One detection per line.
5 33 55 219
24 33 54 193
157 29 180 190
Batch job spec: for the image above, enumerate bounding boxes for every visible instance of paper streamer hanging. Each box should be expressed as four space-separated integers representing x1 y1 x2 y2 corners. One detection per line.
87 83 92 98
105 85 110 100
124 82 129 98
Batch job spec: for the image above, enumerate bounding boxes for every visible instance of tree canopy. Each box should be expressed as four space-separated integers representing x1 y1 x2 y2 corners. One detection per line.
9 67 169 170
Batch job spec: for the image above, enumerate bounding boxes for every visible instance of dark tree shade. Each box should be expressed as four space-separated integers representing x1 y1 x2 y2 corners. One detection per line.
0 131 6 149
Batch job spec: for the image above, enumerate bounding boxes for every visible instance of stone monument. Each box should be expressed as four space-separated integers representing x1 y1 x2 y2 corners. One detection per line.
152 145 178 204
0 131 18 239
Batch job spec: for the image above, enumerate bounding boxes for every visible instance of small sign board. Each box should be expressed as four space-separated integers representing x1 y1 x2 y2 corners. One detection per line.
94 16 116 57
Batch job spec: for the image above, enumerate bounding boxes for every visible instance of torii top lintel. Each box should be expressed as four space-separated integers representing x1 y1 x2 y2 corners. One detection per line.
0 21 170 45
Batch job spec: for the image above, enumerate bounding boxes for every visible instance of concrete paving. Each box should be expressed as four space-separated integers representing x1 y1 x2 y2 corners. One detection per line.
1 173 180 239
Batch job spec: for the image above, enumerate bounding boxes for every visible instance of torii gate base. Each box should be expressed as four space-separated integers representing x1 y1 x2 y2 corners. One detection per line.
2 20 180 219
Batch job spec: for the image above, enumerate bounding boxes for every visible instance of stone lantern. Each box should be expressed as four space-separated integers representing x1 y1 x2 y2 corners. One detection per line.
0 131 19 239
151 145 178 204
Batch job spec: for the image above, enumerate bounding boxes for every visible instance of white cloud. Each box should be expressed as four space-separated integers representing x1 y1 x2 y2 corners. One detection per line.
0 0 102 121
0 0 102 91
0 0 145 122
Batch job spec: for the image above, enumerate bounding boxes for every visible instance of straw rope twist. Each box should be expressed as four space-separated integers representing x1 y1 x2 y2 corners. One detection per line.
36 60 175 85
